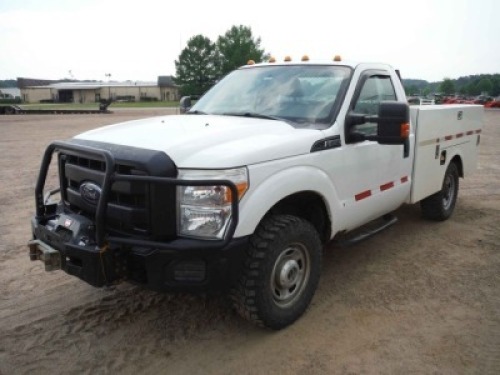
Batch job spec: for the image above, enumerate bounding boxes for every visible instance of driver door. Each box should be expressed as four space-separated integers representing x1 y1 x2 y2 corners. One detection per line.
334 70 411 230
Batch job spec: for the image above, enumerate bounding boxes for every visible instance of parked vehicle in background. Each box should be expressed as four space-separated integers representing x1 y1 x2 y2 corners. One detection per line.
484 97 500 108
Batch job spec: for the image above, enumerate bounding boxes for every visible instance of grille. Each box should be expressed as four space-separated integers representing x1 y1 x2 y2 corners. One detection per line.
60 153 151 237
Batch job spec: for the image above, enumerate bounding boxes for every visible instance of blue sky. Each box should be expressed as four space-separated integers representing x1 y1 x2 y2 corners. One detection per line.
0 0 498 82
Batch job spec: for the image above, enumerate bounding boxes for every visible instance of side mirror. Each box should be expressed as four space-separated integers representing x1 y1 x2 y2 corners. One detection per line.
179 96 192 114
345 101 409 145
376 101 410 145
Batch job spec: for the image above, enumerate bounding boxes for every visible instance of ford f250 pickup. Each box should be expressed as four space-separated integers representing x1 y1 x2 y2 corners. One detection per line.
29 58 483 329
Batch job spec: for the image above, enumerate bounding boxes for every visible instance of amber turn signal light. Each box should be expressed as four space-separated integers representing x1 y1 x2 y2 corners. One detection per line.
401 123 410 138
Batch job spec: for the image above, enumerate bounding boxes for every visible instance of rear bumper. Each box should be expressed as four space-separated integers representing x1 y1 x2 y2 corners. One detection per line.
30 215 248 292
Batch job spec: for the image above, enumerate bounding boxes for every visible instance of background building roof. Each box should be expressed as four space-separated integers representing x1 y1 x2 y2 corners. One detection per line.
158 75 176 87
17 77 63 88
0 87 21 97
17 77 172 90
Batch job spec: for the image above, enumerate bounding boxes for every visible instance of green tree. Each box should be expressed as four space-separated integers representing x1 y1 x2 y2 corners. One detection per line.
440 78 455 95
405 85 417 95
465 82 477 96
216 25 268 76
0 79 17 88
475 78 493 95
491 76 500 97
174 35 220 96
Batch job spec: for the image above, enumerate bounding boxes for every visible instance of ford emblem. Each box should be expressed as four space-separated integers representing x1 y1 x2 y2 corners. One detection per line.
80 181 102 205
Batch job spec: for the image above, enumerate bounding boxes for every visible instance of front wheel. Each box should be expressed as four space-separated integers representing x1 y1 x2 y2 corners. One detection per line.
231 215 322 330
421 162 459 221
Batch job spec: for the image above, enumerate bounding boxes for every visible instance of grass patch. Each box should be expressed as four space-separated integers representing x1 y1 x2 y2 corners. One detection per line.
112 101 179 108
19 101 179 110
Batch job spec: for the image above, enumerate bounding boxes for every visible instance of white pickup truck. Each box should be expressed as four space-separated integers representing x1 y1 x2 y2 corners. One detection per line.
29 58 483 329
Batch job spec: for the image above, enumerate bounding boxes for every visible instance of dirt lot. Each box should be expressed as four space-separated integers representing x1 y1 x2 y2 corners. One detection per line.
0 109 499 374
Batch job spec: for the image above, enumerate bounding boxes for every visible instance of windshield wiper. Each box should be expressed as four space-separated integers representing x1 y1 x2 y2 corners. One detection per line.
222 112 283 121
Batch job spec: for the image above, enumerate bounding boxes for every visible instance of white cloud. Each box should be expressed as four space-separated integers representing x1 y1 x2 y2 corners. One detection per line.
0 0 498 81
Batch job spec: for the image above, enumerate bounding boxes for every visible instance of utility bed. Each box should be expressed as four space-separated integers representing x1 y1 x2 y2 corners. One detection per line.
410 105 483 203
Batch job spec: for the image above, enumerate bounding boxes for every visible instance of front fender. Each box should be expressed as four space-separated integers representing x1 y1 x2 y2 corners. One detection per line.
234 165 342 238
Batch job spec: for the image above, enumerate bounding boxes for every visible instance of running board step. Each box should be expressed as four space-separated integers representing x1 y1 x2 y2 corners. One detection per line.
333 214 398 247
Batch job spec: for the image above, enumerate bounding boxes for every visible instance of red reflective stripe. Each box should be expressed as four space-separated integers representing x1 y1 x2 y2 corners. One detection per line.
456 133 464 138
444 135 453 141
356 176 409 202
380 182 394 191
475 129 482 134
355 190 372 201
466 130 474 135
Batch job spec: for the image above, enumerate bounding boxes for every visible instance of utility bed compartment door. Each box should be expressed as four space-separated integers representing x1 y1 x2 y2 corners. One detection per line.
410 105 483 203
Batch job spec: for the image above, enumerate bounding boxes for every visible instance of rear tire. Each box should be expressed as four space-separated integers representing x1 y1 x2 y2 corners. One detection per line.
231 215 322 330
421 162 459 221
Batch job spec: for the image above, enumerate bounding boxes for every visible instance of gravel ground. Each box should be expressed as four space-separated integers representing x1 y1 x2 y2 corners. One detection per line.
0 108 498 374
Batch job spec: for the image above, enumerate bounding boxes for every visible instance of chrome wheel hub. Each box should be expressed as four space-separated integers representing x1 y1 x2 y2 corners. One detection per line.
277 259 300 289
442 173 455 210
271 243 310 308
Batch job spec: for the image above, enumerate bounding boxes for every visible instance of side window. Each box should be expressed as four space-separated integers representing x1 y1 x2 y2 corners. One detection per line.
353 75 396 136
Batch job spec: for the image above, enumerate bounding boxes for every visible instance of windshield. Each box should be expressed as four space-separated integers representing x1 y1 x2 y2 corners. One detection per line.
191 65 352 126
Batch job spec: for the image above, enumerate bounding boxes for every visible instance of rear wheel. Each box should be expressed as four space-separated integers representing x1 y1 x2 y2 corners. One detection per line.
231 215 322 330
421 162 459 221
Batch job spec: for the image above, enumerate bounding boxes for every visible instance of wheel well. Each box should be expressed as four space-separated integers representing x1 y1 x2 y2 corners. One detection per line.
267 192 331 243
451 155 463 177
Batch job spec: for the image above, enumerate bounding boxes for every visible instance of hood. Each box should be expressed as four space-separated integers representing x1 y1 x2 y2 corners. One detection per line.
75 115 324 168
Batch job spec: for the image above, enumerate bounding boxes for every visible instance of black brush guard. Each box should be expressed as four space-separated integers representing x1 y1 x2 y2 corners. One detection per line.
30 141 246 290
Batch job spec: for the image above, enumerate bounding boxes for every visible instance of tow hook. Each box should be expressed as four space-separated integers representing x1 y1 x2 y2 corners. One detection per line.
28 240 61 271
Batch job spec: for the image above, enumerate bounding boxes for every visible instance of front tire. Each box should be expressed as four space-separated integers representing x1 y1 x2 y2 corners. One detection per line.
231 215 322 330
421 162 459 221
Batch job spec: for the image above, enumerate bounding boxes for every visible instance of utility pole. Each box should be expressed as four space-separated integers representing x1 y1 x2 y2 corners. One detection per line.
105 73 112 99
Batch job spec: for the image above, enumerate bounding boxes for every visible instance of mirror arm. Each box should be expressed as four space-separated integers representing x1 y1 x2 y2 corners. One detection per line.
346 112 366 127
179 95 192 114
350 131 367 142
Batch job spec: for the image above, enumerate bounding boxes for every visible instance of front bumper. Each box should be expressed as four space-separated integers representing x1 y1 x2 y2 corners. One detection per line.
30 214 248 291
30 140 245 292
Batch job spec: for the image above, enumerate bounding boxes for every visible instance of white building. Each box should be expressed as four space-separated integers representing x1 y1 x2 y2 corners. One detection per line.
0 88 21 99
17 76 179 103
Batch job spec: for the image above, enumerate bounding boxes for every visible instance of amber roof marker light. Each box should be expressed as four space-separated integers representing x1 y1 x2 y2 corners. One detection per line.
333 55 342 62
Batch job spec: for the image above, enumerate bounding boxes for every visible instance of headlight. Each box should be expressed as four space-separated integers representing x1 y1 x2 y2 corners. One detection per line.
177 168 248 239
